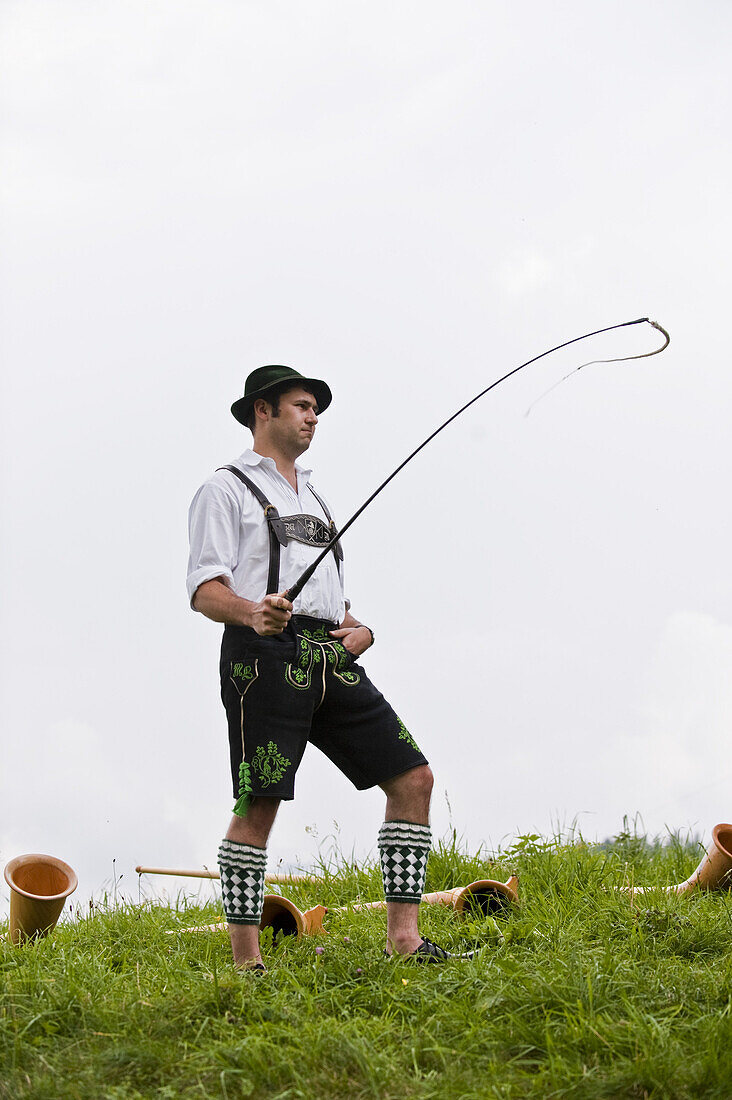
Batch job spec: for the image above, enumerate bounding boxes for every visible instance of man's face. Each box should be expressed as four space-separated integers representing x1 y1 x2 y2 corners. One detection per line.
265 386 319 456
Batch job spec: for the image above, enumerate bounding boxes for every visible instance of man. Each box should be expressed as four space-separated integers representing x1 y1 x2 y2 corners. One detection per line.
187 365 457 969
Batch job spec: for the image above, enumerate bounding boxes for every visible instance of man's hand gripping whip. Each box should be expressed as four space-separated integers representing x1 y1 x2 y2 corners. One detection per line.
283 317 670 603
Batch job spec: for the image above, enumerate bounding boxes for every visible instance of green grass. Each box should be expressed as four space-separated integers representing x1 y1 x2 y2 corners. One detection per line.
2 826 732 1099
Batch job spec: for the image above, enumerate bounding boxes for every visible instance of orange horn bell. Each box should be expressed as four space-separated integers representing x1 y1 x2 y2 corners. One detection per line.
340 874 520 917
624 823 732 897
173 895 328 937
424 874 520 915
259 894 328 936
4 853 78 945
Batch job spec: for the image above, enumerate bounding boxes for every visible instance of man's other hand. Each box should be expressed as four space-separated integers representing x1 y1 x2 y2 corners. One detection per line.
329 625 372 657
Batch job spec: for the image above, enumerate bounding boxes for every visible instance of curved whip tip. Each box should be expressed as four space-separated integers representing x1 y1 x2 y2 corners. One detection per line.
647 319 671 348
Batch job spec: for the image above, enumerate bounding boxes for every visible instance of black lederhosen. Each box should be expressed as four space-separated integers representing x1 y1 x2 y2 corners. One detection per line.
220 615 427 802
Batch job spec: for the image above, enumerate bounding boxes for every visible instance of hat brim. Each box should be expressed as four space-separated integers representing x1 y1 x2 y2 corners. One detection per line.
231 377 332 426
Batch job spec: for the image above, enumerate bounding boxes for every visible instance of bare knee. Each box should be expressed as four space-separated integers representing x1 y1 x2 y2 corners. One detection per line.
225 797 280 847
381 764 434 816
400 764 434 800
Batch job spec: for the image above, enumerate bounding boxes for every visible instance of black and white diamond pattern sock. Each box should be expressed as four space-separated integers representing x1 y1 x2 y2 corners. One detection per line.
378 820 431 904
217 839 267 925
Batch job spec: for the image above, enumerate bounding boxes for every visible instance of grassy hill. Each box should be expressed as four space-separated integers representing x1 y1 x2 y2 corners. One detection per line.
2 828 731 1099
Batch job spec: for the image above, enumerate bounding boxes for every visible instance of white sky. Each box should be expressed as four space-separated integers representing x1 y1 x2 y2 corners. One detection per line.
2 0 731 913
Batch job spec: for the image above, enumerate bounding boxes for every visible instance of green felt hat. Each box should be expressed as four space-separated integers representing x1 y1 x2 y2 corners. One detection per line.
231 365 332 426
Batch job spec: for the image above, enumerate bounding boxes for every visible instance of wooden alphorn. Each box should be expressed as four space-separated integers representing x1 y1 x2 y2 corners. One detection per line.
135 864 319 885
5 854 78 945
623 823 732 897
169 875 519 938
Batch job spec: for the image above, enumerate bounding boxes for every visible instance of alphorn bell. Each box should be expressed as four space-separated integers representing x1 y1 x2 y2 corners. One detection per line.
338 875 520 919
626 823 732 897
426 874 519 915
4 854 78 945
260 894 328 936
173 895 328 937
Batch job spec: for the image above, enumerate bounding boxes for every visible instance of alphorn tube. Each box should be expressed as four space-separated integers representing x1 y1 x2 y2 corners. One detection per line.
135 864 319 884
338 875 520 918
171 874 519 937
4 854 78 945
243 875 519 935
625 823 732 896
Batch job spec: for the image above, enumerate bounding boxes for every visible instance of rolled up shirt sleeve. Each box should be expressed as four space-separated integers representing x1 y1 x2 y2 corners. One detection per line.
186 480 241 607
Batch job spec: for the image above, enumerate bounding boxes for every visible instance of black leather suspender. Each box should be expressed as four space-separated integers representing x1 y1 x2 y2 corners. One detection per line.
305 483 344 567
217 465 342 595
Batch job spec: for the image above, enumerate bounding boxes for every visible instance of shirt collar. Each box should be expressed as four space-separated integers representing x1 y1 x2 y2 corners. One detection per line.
238 448 313 484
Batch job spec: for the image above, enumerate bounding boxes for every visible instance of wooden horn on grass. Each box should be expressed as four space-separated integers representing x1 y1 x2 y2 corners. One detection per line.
135 864 319 884
338 875 520 918
625 823 732 898
260 894 328 936
4 854 78 945
426 874 520 914
170 894 328 937
169 875 518 937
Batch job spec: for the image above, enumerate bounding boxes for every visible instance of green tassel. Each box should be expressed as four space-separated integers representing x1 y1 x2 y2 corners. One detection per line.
233 761 252 817
232 792 252 817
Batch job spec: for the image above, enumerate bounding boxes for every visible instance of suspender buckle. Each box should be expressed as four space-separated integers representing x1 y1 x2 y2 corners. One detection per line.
264 506 289 548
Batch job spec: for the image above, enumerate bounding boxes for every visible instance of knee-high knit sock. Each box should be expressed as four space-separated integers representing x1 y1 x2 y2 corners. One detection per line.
378 820 431 903
217 839 267 925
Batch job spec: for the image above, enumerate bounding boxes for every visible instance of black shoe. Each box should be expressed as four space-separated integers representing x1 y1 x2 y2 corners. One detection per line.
384 937 475 962
236 962 266 974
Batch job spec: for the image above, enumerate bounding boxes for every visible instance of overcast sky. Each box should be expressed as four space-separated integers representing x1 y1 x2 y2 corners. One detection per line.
2 0 731 914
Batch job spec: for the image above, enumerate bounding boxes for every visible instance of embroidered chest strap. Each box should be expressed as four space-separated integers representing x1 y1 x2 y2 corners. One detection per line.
217 465 342 595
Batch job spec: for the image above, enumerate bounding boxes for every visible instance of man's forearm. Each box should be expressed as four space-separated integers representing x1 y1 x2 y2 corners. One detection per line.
192 578 257 626
193 577 293 636
341 609 362 630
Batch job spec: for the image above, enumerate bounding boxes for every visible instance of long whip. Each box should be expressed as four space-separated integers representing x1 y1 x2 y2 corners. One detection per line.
284 317 670 603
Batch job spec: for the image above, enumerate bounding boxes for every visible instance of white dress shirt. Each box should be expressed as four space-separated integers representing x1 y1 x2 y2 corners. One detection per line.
187 449 346 623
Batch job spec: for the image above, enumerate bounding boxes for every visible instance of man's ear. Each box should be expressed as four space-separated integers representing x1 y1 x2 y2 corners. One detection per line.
253 397 271 421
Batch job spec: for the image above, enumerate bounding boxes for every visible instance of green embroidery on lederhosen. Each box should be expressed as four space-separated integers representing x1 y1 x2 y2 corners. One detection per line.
286 630 361 691
396 716 421 754
285 635 315 690
328 640 360 686
231 661 257 692
229 660 259 817
301 624 330 642
251 741 292 789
